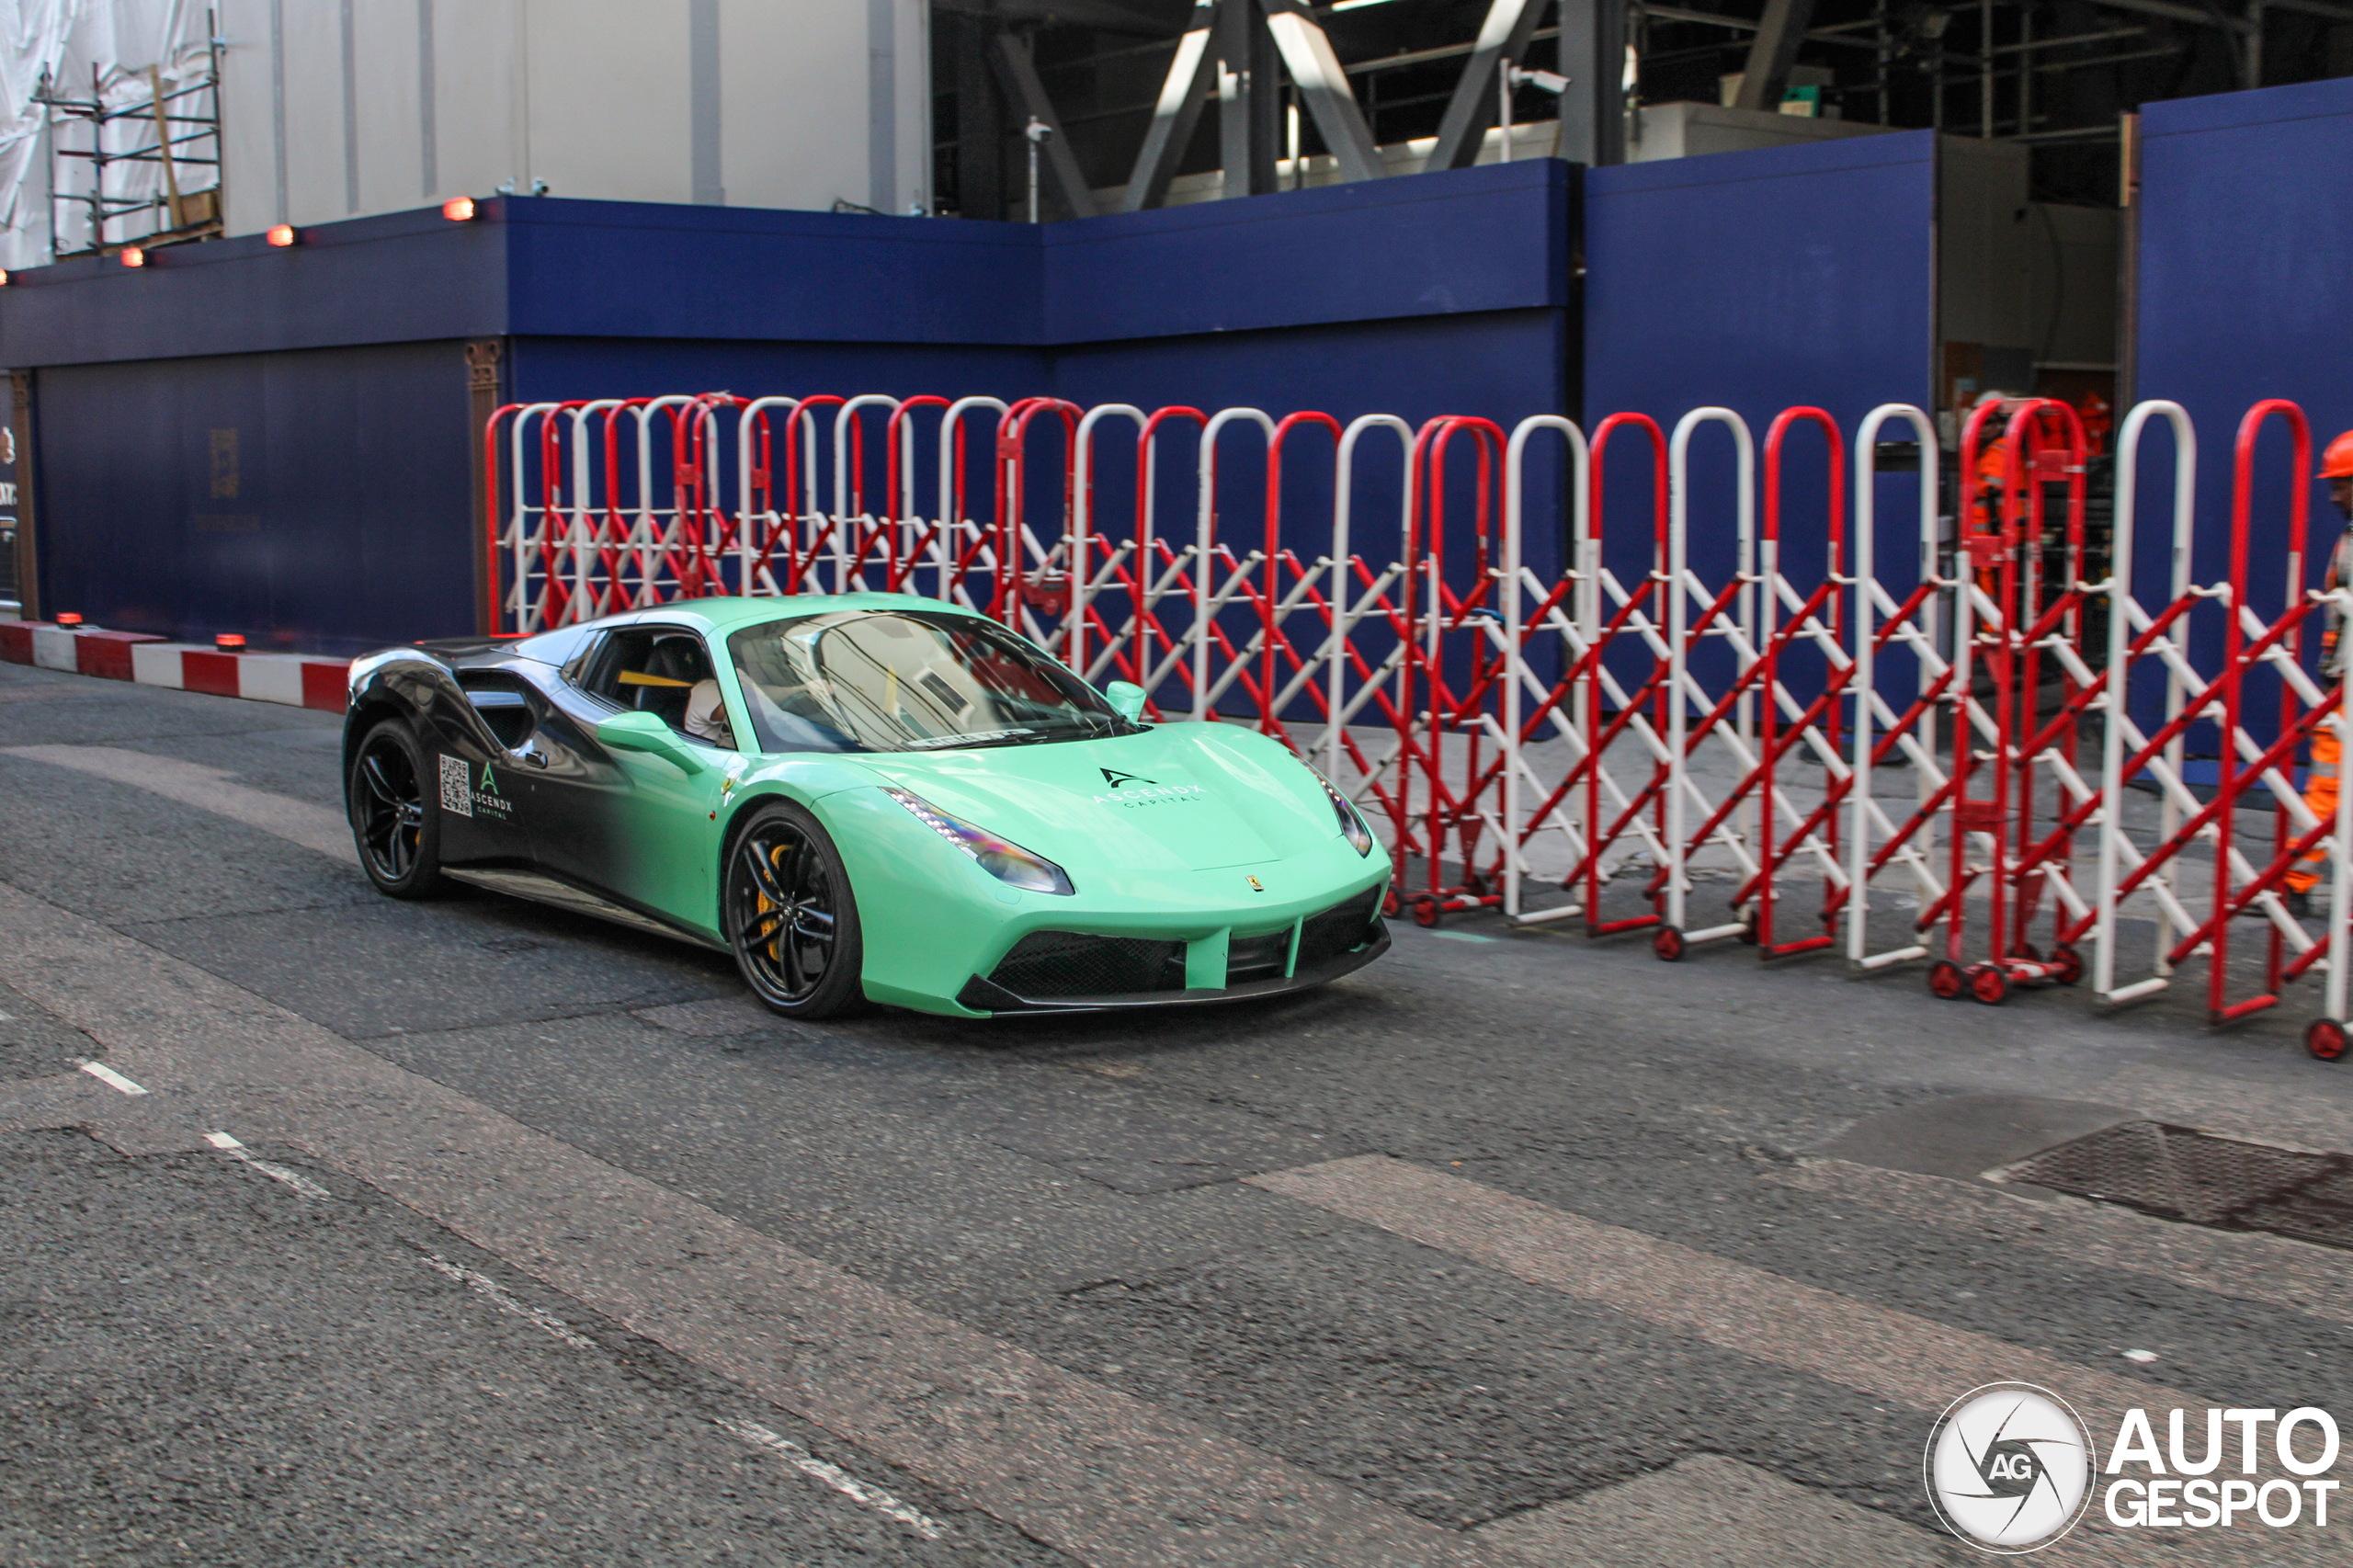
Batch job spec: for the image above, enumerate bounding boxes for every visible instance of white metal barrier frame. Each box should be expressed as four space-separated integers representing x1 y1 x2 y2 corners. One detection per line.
2075 401 2351 1046
1843 403 1960 973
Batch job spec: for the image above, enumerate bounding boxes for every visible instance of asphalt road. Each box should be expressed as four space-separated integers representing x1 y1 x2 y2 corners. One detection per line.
3 654 2352 1566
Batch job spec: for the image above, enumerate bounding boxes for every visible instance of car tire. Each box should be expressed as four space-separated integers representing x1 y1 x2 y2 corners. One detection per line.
724 801 868 1020
348 717 447 899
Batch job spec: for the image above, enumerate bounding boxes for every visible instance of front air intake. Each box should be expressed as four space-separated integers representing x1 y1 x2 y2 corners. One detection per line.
985 930 1187 1000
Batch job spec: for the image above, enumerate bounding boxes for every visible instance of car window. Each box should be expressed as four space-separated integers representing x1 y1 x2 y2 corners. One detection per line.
725 608 1133 755
580 627 735 749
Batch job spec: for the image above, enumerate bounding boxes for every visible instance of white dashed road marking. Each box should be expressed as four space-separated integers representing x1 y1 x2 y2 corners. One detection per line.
417 1252 597 1350
719 1418 947 1540
77 1060 148 1096
204 1131 335 1200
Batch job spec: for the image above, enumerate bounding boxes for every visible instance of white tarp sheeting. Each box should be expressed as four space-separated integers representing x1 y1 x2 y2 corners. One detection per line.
0 0 214 269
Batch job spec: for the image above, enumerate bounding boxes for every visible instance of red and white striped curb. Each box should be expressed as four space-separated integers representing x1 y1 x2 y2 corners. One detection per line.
0 621 347 712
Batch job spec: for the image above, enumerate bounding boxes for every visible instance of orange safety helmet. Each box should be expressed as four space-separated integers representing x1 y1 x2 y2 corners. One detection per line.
2325 430 2353 481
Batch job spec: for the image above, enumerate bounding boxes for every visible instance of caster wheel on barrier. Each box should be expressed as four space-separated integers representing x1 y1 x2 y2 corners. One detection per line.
1928 960 1967 1000
1381 886 1402 918
1737 909 1759 947
1970 964 2013 1006
1411 897 1442 929
2052 946 2084 985
1653 926 1687 962
2307 1018 2349 1063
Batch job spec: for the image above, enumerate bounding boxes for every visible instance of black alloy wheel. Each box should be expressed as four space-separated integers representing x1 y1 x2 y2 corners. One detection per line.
724 801 866 1019
349 718 445 898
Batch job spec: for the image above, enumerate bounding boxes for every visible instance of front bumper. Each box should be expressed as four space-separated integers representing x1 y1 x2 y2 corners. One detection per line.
955 902 1391 1014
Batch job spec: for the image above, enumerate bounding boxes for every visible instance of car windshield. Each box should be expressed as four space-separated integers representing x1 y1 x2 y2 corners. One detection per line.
726 608 1137 755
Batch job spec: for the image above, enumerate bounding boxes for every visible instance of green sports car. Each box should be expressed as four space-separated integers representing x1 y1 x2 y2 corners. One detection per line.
341 594 1391 1018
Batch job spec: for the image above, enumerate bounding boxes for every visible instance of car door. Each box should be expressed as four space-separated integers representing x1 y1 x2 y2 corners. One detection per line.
527 621 738 934
416 666 548 867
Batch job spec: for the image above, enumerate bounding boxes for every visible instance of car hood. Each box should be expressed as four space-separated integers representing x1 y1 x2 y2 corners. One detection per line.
860 723 1343 874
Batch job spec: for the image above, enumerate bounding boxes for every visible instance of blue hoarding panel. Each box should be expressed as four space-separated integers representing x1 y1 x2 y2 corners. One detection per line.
1043 161 1569 345
502 199 1042 347
2134 77 2353 744
36 342 474 654
1583 131 1934 430
1583 133 1936 696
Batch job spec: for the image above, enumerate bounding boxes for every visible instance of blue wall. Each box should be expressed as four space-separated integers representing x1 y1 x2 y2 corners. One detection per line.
1583 132 1938 694
2132 76 2353 743
35 342 474 653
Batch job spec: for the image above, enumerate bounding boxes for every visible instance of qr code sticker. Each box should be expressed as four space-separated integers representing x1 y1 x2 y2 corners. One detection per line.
438 754 473 817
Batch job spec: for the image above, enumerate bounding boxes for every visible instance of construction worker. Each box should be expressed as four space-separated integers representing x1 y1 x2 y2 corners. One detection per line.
2287 429 2353 916
1966 393 2018 602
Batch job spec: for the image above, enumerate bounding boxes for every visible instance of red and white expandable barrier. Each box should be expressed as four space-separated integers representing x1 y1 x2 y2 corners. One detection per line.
485 392 2353 1058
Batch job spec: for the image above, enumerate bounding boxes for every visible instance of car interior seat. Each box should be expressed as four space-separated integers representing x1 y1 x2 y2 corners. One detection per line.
629 635 710 731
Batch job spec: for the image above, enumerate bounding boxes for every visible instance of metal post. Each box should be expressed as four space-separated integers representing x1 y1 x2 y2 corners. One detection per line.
1025 117 1046 222
1218 0 1279 199
1980 0 1993 139
466 341 505 636
1497 59 1513 161
950 12 1005 219
1286 89 1301 188
1555 0 1628 168
1876 0 1890 124
992 34 1097 220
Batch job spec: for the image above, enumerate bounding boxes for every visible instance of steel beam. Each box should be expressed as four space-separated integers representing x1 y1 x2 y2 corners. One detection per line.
1733 0 1819 111
1120 0 1221 212
1219 0 1280 199
1256 0 1383 184
991 32 1099 220
1427 0 1551 172
948 11 1005 220
1555 0 1626 168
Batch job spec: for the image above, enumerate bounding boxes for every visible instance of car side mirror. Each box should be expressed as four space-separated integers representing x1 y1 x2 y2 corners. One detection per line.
1106 681 1147 722
597 710 710 776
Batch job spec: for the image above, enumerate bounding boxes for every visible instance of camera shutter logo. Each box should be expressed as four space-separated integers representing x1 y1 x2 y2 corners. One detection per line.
1926 1382 2094 1552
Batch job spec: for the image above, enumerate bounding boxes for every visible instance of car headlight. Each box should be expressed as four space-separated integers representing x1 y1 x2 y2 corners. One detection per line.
884 788 1075 895
1302 761 1376 857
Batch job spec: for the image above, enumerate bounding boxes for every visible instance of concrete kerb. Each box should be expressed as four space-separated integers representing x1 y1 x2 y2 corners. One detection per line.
0 620 347 712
